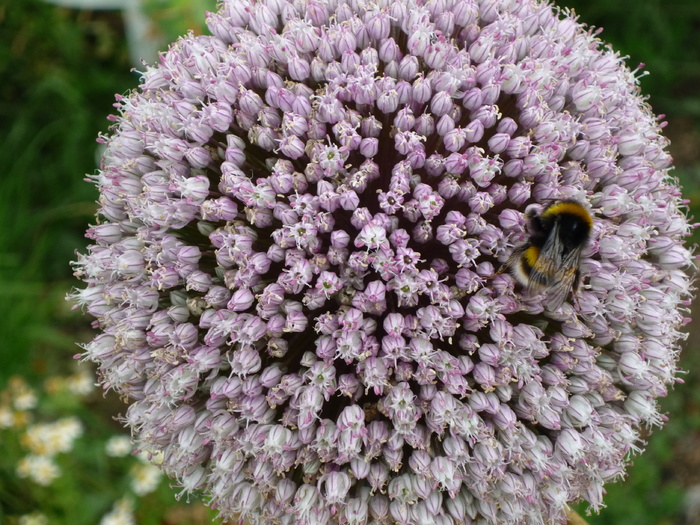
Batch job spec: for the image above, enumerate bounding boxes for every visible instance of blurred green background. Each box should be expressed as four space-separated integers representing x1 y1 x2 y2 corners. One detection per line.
1 0 699 523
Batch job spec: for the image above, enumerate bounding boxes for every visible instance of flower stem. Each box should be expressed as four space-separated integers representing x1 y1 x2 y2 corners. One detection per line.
567 509 589 525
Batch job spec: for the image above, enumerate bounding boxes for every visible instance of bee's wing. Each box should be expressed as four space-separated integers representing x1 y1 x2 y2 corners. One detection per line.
526 219 584 308
526 223 564 290
544 244 584 309
546 265 579 309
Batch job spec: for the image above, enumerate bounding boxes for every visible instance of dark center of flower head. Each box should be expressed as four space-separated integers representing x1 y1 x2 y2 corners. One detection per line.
72 0 694 523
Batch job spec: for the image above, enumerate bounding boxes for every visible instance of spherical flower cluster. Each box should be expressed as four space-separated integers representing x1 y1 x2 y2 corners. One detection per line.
71 0 694 523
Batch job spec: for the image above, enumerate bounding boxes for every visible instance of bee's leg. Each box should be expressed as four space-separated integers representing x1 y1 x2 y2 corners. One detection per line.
495 244 528 276
572 269 582 310
572 292 582 310
492 263 510 283
493 259 511 278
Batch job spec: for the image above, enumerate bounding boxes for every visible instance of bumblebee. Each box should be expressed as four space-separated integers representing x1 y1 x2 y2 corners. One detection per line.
502 200 593 309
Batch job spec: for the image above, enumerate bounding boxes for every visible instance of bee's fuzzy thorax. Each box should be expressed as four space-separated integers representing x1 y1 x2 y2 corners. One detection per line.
540 200 594 230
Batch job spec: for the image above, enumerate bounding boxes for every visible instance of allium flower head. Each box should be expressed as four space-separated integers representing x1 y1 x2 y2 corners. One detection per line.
72 0 694 522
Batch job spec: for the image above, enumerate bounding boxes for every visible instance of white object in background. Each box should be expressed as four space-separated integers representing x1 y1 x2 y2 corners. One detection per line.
42 0 163 67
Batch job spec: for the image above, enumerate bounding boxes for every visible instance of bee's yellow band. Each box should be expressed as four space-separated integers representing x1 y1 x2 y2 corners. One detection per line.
524 246 540 267
541 201 593 228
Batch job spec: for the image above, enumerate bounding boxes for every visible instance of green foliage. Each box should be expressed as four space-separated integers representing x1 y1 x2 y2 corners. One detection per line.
0 0 134 379
143 0 218 38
